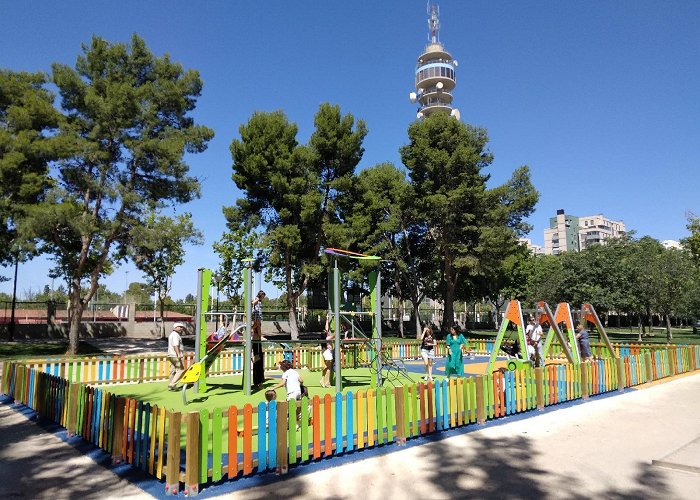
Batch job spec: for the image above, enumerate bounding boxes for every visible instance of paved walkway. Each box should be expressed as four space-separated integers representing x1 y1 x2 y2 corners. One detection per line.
1 370 699 499
210 373 700 500
0 401 152 499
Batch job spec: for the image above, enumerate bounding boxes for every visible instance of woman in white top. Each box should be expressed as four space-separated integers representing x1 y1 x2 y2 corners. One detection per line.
420 326 436 381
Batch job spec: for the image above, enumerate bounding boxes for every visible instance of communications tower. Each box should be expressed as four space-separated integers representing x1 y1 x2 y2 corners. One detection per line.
409 3 460 120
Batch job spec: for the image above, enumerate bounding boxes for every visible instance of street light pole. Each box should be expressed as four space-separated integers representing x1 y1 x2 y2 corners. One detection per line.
9 257 19 342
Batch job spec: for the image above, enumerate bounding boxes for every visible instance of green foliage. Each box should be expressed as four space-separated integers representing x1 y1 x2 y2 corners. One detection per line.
348 162 432 336
521 235 699 335
226 103 367 337
124 281 155 304
399 112 538 329
19 34 213 353
130 211 202 301
0 70 63 265
129 211 202 335
682 212 700 264
213 219 261 306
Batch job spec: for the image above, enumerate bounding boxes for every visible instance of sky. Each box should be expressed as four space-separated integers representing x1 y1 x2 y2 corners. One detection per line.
1 0 699 300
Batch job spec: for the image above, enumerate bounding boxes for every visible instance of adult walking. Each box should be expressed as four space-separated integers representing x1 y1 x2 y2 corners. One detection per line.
252 290 267 387
167 322 186 391
445 324 468 377
420 326 436 381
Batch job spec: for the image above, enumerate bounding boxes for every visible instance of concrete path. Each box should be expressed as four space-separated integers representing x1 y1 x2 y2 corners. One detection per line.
0 401 152 499
1 371 699 499
208 373 700 499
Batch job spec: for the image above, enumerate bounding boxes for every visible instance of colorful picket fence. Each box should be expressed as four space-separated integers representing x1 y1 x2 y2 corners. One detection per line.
2 343 700 496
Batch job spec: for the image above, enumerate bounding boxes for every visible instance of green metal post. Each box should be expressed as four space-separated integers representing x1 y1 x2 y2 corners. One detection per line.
195 268 211 394
486 319 511 375
333 261 341 392
243 263 252 396
369 270 382 388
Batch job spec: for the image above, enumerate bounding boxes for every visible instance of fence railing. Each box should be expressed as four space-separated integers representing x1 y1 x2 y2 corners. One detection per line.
2 343 699 496
13 338 687 386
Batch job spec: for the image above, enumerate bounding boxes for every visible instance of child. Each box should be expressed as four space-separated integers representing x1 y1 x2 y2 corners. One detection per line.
272 360 307 428
321 330 334 387
272 360 303 400
264 389 277 427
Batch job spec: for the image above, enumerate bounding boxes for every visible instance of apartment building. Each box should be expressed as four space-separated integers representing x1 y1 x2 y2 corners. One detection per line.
543 209 625 255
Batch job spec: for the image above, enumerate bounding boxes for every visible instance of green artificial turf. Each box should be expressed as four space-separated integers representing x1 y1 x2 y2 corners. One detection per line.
104 366 426 413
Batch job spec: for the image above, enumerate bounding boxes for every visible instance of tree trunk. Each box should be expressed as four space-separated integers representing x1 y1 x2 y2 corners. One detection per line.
397 300 405 338
665 314 672 342
442 252 456 334
283 249 299 340
637 313 643 342
159 296 166 338
287 294 299 340
67 280 85 355
443 286 456 334
411 300 421 339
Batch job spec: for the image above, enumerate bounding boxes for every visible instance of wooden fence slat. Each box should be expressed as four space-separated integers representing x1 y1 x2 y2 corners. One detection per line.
184 412 200 496
276 401 288 475
165 411 181 496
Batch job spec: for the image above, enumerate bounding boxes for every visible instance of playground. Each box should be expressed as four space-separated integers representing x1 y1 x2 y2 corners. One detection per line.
2 251 700 497
103 356 504 412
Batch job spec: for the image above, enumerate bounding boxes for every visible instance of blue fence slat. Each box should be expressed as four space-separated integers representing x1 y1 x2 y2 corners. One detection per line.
268 400 277 469
435 382 442 430
257 402 267 471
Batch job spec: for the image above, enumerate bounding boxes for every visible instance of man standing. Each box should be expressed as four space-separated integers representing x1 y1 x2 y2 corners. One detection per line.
168 322 186 391
525 316 544 367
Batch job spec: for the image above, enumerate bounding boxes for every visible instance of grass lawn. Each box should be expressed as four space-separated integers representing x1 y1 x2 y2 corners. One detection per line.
0 340 106 359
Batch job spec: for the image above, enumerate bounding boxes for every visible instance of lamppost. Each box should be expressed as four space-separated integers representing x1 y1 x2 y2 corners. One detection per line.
8 255 19 342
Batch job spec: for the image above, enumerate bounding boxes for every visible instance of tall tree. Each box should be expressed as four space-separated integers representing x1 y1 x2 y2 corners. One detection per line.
129 212 203 337
349 162 432 338
651 248 692 341
213 221 261 307
522 254 566 305
0 70 62 265
23 35 213 354
476 242 532 328
228 103 366 338
400 112 537 331
626 236 664 336
0 70 64 340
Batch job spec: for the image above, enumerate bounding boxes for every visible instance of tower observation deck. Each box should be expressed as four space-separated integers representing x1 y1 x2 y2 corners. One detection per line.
409 3 460 120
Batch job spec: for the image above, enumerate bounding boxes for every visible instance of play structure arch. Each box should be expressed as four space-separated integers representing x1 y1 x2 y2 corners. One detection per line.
487 299 618 375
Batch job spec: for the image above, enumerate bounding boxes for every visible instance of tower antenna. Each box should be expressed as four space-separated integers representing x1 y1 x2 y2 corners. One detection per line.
427 2 440 43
